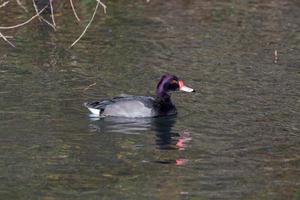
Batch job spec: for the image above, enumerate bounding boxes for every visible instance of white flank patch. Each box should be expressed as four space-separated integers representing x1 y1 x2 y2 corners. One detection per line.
87 107 100 115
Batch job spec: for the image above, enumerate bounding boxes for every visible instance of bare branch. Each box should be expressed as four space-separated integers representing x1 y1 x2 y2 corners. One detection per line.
32 0 56 30
70 1 100 48
0 31 15 47
49 0 56 27
0 1 10 8
83 82 97 92
0 7 46 29
32 0 41 21
70 0 80 21
41 17 57 30
16 0 28 12
96 0 106 14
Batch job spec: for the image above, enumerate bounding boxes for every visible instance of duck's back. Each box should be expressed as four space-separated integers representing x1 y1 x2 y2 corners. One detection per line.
84 96 156 118
103 96 157 118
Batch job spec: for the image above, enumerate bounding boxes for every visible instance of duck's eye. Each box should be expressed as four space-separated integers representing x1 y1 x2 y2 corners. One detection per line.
171 80 178 84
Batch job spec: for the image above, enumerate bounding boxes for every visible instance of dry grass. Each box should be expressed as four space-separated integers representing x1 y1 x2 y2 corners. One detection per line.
0 0 107 48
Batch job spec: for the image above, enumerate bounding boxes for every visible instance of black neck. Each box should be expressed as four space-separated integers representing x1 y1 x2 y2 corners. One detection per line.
156 91 172 103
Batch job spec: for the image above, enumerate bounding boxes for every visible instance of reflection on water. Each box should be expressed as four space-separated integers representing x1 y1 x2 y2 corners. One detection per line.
88 116 153 134
176 131 192 151
88 115 192 166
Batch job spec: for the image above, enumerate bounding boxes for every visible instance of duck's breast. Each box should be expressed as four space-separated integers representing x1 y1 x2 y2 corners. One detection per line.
103 100 155 118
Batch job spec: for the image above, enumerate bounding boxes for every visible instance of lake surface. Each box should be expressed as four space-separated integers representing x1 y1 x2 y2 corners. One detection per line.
0 0 299 199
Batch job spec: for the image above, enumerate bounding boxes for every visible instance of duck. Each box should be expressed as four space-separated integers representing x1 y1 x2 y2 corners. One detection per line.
84 74 195 118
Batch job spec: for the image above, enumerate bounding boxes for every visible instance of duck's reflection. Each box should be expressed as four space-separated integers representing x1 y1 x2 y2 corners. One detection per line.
152 116 191 151
88 115 153 135
88 115 192 165
152 116 178 150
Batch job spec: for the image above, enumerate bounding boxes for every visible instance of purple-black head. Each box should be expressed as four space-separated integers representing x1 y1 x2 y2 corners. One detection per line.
156 74 195 97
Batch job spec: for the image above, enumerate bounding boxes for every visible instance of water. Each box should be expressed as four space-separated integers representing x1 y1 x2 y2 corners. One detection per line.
0 0 299 199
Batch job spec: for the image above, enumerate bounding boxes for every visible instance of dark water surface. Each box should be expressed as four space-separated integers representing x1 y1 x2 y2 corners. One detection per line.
0 0 299 199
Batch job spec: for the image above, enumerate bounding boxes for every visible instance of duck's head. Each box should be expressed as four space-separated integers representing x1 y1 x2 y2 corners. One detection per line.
156 74 195 97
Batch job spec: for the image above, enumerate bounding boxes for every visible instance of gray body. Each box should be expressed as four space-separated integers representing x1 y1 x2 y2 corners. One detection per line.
84 96 177 118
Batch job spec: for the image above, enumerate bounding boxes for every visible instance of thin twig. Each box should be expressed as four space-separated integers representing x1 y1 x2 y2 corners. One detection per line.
0 1 9 8
83 82 97 92
96 0 106 14
49 0 56 27
274 50 278 64
32 0 41 21
0 31 15 47
16 0 28 12
69 1 100 48
41 17 56 30
70 0 107 48
32 0 56 30
0 7 46 29
70 0 80 21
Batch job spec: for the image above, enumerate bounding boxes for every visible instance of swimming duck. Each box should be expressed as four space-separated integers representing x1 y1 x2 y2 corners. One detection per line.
84 74 195 118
